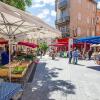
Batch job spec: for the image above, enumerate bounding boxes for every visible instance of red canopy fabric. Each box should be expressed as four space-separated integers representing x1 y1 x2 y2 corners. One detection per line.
57 38 69 43
49 43 68 47
18 42 38 48
0 41 8 44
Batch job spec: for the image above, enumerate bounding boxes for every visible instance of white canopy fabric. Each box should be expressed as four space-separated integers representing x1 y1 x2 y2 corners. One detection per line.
91 44 100 47
0 1 61 40
0 2 61 82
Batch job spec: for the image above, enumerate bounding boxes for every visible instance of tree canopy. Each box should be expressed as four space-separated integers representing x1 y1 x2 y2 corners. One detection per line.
0 0 32 11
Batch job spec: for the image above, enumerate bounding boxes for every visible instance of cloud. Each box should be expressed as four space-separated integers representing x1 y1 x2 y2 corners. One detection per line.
97 2 100 9
34 0 55 6
46 18 51 22
51 10 56 17
37 13 45 19
32 3 45 8
37 9 50 19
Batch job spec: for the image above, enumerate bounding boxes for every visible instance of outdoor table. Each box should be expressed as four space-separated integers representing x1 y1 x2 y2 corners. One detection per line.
0 68 8 77
4 61 20 68
0 82 22 100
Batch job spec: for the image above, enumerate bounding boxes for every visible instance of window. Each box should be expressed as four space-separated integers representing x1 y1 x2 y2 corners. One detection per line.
61 26 66 33
97 16 100 23
97 26 100 32
87 17 90 24
93 5 95 12
87 30 90 36
57 12 61 20
77 27 81 36
92 31 95 36
61 10 68 18
87 3 90 10
78 0 82 4
91 18 95 25
78 13 81 20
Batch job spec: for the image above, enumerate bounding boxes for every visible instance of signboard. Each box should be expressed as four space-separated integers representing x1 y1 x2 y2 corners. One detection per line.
68 38 73 51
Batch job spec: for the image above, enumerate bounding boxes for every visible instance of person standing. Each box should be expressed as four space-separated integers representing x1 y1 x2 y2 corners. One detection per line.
68 48 73 64
72 48 79 64
88 48 93 60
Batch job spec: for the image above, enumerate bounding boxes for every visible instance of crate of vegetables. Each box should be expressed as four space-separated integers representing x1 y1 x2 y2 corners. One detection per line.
12 66 26 74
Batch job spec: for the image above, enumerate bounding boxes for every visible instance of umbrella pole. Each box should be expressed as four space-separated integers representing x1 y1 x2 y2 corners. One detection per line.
9 39 11 82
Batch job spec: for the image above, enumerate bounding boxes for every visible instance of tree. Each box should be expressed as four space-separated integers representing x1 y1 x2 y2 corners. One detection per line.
38 42 49 55
0 0 32 11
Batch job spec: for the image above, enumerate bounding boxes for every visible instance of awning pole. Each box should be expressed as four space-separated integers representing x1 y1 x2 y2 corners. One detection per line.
84 42 86 51
8 39 11 82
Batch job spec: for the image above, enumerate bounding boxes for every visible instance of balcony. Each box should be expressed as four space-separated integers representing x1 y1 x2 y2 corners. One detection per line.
58 0 68 10
55 3 57 11
61 28 70 37
62 33 70 38
55 16 70 25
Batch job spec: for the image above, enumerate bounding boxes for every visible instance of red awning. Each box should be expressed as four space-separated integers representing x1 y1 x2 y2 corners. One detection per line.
57 42 68 44
18 41 38 48
57 38 69 43
0 41 8 44
49 43 68 47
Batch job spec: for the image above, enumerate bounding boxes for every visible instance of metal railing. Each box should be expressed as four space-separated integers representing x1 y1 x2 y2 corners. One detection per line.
58 0 68 9
55 16 70 25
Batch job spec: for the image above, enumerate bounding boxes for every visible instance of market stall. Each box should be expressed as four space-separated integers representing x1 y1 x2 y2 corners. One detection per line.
91 44 100 65
0 1 61 82
77 36 100 64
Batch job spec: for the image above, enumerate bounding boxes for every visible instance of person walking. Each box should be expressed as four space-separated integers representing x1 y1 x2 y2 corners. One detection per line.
72 48 79 65
51 48 56 60
68 48 73 64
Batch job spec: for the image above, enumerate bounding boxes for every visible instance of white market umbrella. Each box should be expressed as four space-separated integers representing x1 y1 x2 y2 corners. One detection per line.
0 1 61 82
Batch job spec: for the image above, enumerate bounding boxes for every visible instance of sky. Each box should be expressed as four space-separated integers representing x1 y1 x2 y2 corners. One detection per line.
27 0 100 28
26 0 56 27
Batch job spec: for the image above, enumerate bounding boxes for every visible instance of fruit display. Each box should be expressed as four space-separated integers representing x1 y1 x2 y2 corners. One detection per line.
12 66 25 74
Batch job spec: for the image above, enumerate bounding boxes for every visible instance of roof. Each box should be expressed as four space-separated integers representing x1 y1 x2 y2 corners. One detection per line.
0 1 61 40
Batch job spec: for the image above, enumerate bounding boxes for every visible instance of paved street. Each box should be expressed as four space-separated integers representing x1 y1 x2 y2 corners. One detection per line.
22 56 100 100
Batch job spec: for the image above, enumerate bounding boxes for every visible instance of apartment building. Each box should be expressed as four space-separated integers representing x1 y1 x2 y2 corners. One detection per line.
96 9 100 36
55 0 97 38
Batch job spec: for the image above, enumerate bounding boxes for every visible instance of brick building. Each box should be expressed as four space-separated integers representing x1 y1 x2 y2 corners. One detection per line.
96 9 100 36
55 0 97 38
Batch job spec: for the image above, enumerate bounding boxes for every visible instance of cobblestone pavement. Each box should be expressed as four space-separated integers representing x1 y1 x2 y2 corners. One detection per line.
22 56 100 100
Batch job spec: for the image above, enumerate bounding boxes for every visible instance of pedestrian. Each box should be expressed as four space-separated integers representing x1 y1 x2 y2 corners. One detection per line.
39 50 43 59
72 48 79 64
88 48 93 60
51 48 56 60
68 48 73 64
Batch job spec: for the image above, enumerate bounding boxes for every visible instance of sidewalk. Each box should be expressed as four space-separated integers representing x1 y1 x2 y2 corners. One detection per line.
22 56 100 100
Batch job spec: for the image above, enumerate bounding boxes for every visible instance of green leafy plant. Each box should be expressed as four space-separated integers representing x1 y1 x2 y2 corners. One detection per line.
37 42 49 56
12 66 25 74
38 42 48 52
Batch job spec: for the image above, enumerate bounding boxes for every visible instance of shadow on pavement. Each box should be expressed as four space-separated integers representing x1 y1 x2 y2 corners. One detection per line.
22 62 76 100
28 62 76 100
87 66 100 71
76 64 85 66
71 63 85 66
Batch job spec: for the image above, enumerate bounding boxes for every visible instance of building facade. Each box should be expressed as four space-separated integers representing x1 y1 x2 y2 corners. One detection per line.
55 0 97 38
96 9 100 36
